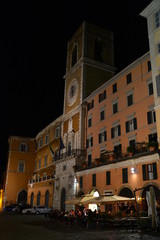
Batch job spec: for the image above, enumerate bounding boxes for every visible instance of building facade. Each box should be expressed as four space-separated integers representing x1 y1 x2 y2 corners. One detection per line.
4 136 36 206
140 0 160 149
74 52 160 213
4 1 160 214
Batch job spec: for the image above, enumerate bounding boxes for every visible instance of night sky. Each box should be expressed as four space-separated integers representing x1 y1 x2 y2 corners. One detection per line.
1 0 152 179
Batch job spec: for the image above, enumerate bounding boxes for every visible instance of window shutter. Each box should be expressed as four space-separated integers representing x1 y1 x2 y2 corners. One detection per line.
106 171 110 185
147 111 152 124
134 118 137 130
122 168 128 183
99 133 101 143
90 137 93 146
86 139 89 148
91 99 94 108
118 125 121 136
104 131 107 141
125 121 129 133
156 75 160 96
153 162 157 179
111 128 114 138
142 165 146 180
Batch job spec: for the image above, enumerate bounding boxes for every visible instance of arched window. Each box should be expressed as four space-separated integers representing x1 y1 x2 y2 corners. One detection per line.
30 192 34 207
37 192 41 206
18 190 27 205
71 45 77 67
45 190 49 208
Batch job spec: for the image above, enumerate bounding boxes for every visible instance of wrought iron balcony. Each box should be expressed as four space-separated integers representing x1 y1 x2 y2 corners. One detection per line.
53 148 86 161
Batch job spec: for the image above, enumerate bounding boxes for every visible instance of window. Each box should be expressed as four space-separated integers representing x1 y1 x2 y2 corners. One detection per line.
87 99 94 111
156 75 160 96
99 90 106 102
148 82 153 96
98 130 107 143
86 136 93 148
100 109 105 120
122 168 128 184
125 118 137 133
39 138 43 148
88 154 92 166
148 133 157 143
112 83 117 93
114 144 122 157
45 135 49 144
18 161 25 172
142 163 157 180
147 110 156 124
55 126 60 139
127 94 133 106
80 176 83 189
147 60 151 72
113 102 118 114
19 143 28 152
38 159 41 169
44 155 47 167
106 171 111 185
126 73 132 84
155 10 160 29
92 174 96 187
88 116 92 128
71 44 78 67
111 125 121 138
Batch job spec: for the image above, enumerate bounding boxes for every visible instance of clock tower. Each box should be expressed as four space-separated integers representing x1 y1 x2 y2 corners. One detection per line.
53 21 115 212
64 21 115 116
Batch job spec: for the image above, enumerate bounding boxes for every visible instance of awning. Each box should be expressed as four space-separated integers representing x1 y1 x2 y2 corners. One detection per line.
65 194 135 205
84 195 135 204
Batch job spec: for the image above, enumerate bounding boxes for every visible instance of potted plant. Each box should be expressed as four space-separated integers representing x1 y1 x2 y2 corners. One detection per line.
127 145 134 156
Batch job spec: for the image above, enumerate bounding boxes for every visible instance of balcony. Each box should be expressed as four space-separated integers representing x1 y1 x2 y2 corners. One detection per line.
53 149 86 161
28 174 55 185
75 142 159 171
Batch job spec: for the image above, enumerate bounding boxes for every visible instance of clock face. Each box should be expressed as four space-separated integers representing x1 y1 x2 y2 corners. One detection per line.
67 79 79 106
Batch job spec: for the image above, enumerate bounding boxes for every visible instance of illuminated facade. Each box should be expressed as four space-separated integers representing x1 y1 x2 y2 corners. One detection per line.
4 2 160 213
140 0 160 149
75 52 160 212
4 136 35 206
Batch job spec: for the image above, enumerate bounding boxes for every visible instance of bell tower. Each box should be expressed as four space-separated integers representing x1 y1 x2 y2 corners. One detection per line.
63 21 116 115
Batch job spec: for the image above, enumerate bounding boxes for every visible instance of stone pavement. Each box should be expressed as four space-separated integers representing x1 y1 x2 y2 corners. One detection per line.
0 212 160 240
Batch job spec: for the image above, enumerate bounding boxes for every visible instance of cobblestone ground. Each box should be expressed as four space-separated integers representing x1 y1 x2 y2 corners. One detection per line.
0 212 160 240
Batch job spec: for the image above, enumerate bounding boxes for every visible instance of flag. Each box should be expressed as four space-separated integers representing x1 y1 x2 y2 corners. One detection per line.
49 145 56 160
60 137 65 150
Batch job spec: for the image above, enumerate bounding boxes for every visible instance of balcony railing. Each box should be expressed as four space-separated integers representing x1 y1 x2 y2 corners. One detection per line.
76 142 159 171
28 174 55 185
53 149 86 161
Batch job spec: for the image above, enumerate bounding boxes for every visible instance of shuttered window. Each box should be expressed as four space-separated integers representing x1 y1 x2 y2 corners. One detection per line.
156 75 160 96
122 168 128 183
106 171 111 185
142 163 157 180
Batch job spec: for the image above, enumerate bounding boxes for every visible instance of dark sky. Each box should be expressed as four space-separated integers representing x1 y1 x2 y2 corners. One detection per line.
1 0 152 176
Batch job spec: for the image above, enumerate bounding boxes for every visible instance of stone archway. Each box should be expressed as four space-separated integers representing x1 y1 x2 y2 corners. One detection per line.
60 188 66 213
119 187 134 198
17 190 27 205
